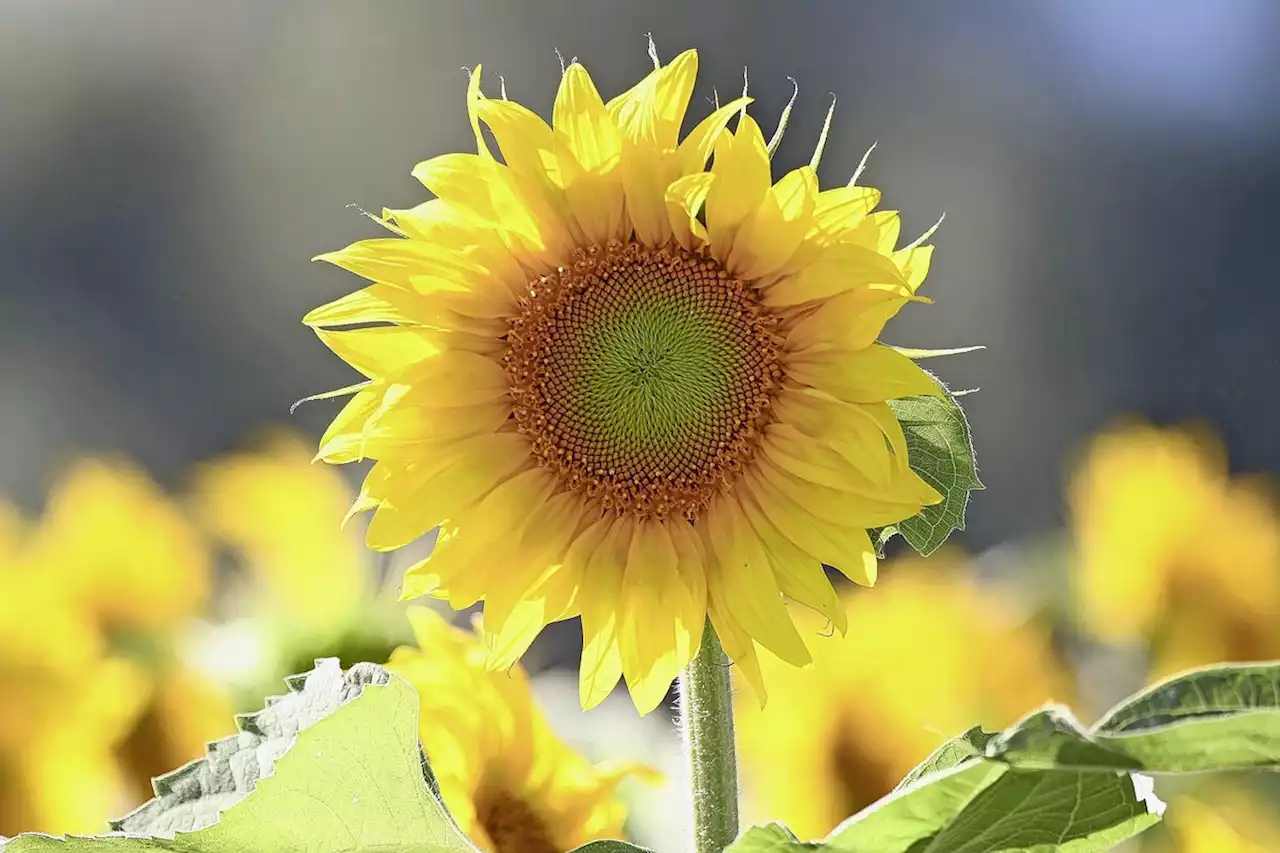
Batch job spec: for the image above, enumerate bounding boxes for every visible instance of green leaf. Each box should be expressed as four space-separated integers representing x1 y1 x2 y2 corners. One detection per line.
879 383 983 556
569 842 656 853
989 662 1280 773
892 726 995 791
3 660 476 853
727 824 818 853
728 762 1159 853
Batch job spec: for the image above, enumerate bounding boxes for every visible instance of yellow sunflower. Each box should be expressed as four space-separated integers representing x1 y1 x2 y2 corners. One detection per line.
26 457 211 637
0 514 148 835
309 47 945 713
1157 792 1280 853
1069 423 1280 678
191 431 372 632
386 607 648 853
735 554 1068 840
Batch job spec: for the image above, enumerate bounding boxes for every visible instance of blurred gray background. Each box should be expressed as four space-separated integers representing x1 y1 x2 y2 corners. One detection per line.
2 0 1278 548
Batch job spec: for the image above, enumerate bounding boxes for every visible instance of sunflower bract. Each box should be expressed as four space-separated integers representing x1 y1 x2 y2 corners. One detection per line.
308 48 948 714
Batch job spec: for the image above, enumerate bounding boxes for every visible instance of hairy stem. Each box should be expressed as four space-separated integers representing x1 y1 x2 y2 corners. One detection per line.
679 621 740 853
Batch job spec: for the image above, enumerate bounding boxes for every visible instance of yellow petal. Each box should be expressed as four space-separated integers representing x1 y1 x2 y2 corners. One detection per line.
676 96 752 176
762 243 909 307
579 517 630 709
665 172 714 250
729 166 818 280
786 288 914 355
786 343 944 403
314 326 441 380
737 494 847 634
621 141 674 247
315 387 383 463
755 453 923 528
396 349 510 406
703 497 811 667
808 185 882 245
555 64 624 245
466 63 490 158
607 48 698 150
742 469 880 584
401 469 554 609
619 521 687 714
484 494 591 670
365 433 531 551
873 210 902 254
893 243 934 294
706 115 771 263
706 601 766 705
314 238 489 295
774 390 897 486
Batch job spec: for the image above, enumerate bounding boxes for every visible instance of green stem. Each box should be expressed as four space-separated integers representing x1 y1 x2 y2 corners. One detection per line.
679 621 740 853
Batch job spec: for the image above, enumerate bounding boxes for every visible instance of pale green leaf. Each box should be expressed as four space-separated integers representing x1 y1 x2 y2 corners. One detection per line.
569 842 656 853
728 761 1158 853
990 662 1280 773
3 660 476 853
879 382 983 556
893 726 995 791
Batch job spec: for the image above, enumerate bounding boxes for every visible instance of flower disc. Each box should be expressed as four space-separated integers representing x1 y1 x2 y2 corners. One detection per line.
508 241 781 521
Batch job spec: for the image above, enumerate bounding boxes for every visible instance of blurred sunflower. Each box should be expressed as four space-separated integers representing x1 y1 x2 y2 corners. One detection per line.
308 46 947 713
1157 792 1280 853
1 461 231 833
191 431 408 680
1069 423 1280 678
26 457 211 637
386 607 650 853
0 505 148 835
735 554 1067 840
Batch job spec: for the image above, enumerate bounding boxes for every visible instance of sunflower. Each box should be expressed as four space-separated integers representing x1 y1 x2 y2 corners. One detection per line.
1069 423 1280 678
1158 792 1280 853
386 607 649 853
26 457 211 637
192 431 374 632
0 511 148 835
308 46 946 713
735 554 1067 841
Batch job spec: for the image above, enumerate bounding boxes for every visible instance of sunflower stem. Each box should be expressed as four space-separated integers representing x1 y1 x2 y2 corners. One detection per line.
679 622 740 853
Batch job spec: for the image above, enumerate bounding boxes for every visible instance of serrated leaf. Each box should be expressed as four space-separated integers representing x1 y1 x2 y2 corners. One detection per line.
3 660 476 853
882 383 982 556
988 662 1280 774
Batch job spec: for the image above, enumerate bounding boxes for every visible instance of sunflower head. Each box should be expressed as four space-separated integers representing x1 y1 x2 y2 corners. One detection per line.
385 608 648 853
25 458 210 637
309 46 959 713
1069 422 1280 675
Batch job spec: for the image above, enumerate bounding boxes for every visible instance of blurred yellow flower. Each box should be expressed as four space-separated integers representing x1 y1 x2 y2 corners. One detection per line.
736 555 1068 841
191 431 369 631
1159 792 1280 853
387 607 648 853
1070 423 1280 677
26 458 211 636
0 529 148 835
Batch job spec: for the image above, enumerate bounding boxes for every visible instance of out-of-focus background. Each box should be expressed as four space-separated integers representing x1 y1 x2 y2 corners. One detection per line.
2 1 1279 851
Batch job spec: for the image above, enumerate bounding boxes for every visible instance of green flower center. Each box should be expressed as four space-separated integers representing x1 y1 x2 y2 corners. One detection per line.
506 241 782 520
